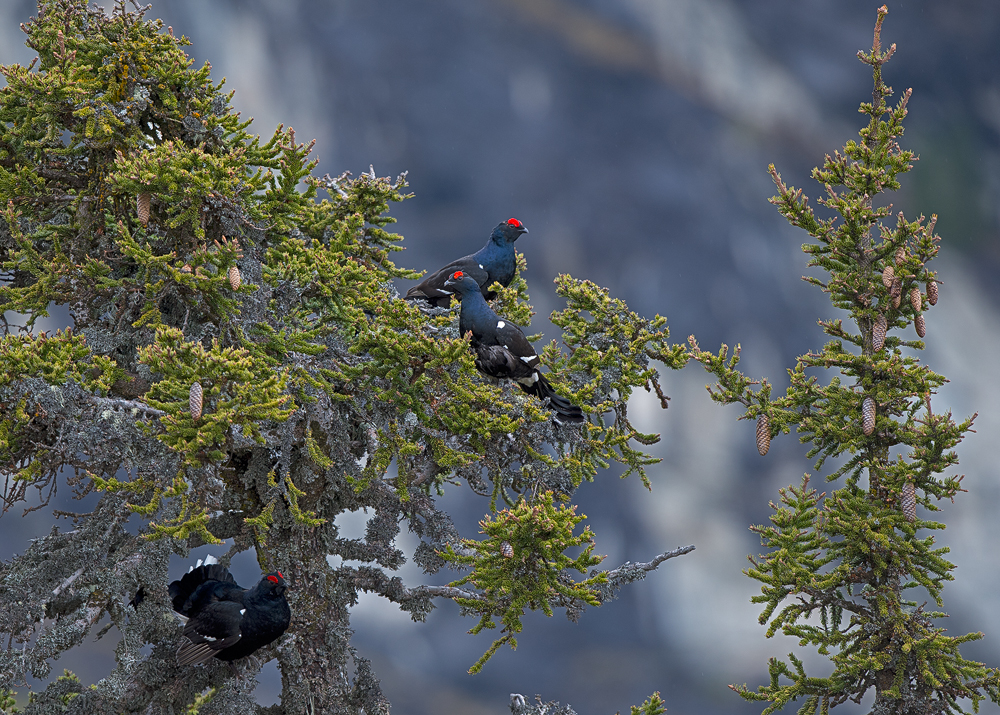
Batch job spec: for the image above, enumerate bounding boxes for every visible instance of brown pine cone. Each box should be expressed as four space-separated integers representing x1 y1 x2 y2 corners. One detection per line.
862 397 875 436
895 245 905 265
909 287 921 313
926 280 938 305
882 265 895 289
891 277 902 308
228 265 241 290
501 541 514 558
872 314 887 351
915 314 926 338
189 382 204 420
137 192 151 225
900 482 916 522
756 415 771 456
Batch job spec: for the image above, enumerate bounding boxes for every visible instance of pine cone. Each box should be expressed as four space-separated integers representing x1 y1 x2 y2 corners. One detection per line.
926 280 938 305
862 397 875 436
189 382 203 420
501 541 514 559
228 265 241 290
891 278 902 308
872 314 887 351
901 482 916 522
915 314 926 338
756 415 770 456
909 287 921 313
881 265 895 289
895 245 905 265
137 192 151 225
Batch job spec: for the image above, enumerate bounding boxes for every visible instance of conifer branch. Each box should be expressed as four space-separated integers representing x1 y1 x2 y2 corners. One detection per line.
400 584 486 603
593 545 696 603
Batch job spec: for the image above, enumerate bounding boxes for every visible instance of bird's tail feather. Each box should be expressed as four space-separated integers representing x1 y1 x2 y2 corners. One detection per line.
530 373 585 424
168 564 235 613
404 285 454 308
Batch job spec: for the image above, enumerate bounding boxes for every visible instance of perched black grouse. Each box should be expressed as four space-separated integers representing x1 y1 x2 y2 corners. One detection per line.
405 218 528 307
167 560 291 667
444 271 585 424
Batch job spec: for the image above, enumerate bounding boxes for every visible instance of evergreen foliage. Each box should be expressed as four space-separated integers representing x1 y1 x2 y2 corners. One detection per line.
692 7 1000 714
626 692 667 715
441 491 606 673
0 2 691 712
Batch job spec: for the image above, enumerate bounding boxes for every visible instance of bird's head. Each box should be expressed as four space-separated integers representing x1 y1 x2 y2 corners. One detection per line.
262 571 287 598
492 217 528 244
443 270 480 295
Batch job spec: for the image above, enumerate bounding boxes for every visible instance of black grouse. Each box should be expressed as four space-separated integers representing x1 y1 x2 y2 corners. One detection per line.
444 270 585 424
167 560 291 667
405 218 528 307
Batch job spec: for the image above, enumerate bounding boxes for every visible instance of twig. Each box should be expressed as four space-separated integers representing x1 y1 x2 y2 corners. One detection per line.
400 584 485 602
601 544 696 579
592 545 696 603
52 566 85 596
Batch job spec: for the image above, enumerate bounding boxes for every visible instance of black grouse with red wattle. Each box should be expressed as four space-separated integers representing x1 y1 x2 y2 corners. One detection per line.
168 562 291 666
443 270 585 424
405 218 528 307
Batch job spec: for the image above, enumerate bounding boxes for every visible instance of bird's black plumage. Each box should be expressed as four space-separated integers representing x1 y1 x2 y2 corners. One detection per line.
405 218 528 307
444 271 585 424
168 562 291 667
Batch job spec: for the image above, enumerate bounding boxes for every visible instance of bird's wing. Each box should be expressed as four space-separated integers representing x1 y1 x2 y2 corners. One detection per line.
474 320 539 380
406 257 489 300
474 344 521 379
176 601 244 667
494 322 538 366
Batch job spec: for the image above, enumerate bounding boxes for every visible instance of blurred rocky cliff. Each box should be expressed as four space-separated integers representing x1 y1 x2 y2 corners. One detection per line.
2 1 999 713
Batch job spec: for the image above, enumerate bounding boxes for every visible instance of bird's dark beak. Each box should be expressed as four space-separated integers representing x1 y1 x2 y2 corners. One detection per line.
518 226 528 235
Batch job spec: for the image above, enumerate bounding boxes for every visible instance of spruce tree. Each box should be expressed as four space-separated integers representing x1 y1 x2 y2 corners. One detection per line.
692 7 1000 714
0 2 690 713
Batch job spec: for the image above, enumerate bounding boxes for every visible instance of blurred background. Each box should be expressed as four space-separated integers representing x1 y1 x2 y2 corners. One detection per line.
2 1 1000 713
